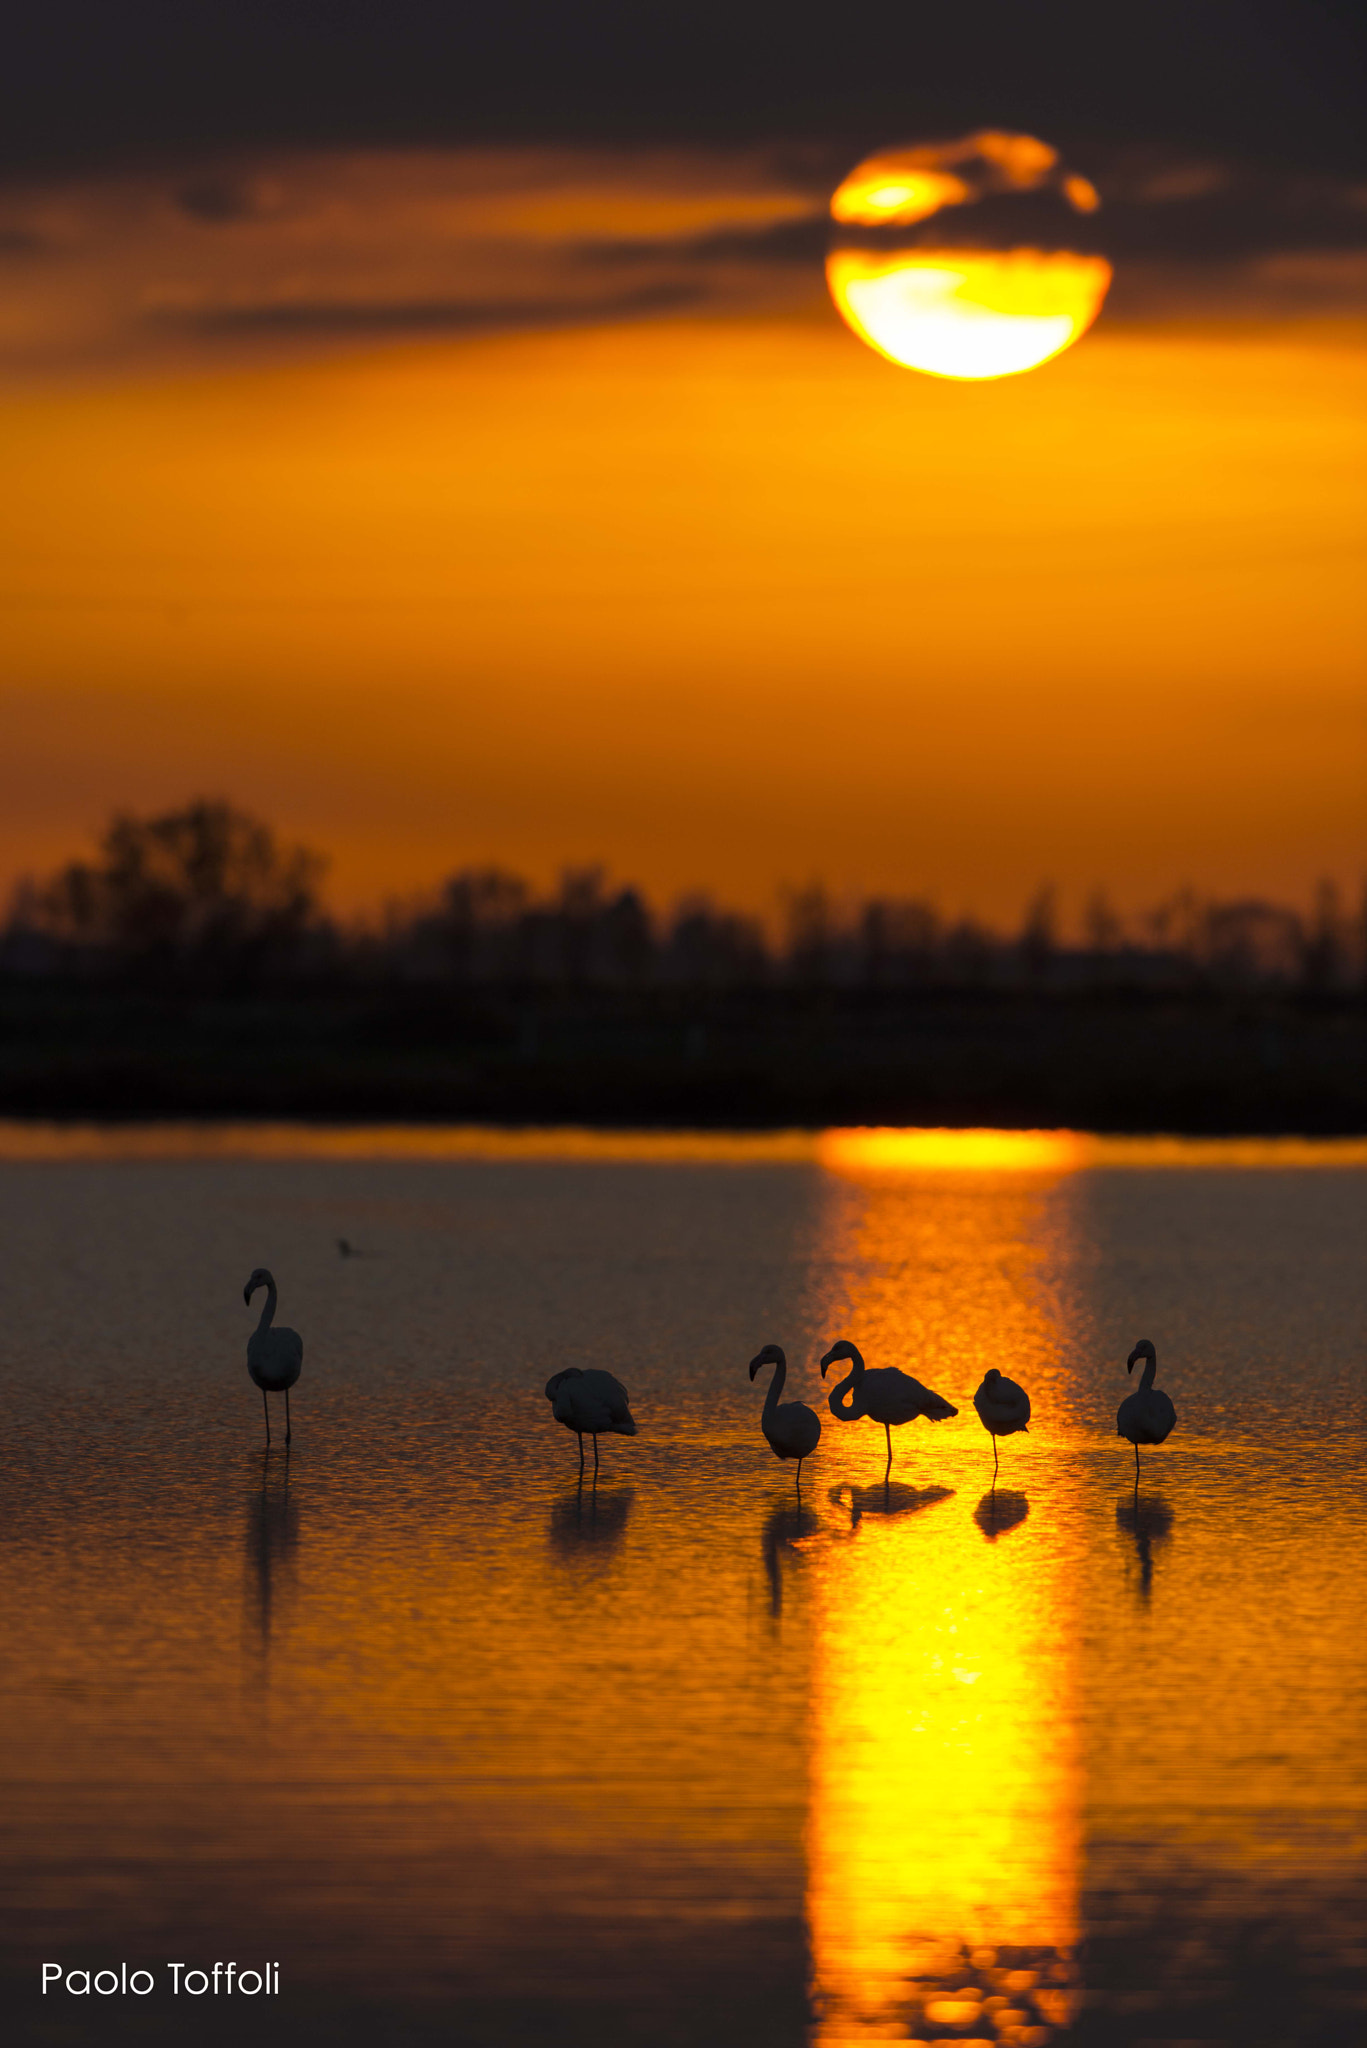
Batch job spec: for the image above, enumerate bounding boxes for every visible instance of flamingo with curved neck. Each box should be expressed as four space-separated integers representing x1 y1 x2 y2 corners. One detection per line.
749 1343 821 1492
243 1267 303 1447
820 1338 957 1480
1116 1338 1177 1480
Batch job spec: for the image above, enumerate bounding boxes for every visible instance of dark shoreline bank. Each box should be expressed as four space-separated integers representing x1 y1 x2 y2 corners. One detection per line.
3 984 1362 1134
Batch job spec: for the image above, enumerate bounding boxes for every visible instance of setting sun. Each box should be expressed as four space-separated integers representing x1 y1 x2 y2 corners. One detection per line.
825 247 1113 379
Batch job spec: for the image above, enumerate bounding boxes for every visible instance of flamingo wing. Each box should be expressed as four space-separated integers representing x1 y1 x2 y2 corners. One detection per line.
869 1368 957 1423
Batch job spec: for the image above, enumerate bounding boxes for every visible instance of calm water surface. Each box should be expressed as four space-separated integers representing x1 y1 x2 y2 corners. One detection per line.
1 1140 1363 2045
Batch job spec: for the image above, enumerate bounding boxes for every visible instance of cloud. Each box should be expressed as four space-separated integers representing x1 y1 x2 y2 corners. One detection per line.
0 142 1363 383
153 279 704 337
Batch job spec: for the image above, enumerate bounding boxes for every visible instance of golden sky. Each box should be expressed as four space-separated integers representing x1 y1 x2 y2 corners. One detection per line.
1 146 1363 923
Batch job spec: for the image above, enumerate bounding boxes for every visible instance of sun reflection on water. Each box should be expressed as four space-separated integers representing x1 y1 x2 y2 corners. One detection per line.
805 1163 1080 2042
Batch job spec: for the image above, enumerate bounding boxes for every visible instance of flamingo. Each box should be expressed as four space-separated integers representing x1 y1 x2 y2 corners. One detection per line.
820 1339 958 1480
749 1344 822 1493
1117 1338 1177 1478
973 1367 1031 1478
243 1268 303 1446
544 1368 637 1477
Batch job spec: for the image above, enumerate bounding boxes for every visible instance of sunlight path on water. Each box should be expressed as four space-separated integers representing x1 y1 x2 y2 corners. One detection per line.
803 1164 1081 2043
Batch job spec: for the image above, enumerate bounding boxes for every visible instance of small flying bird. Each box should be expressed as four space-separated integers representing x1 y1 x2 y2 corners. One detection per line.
749 1343 822 1493
243 1268 303 1446
544 1367 637 1478
1117 1338 1177 1479
973 1367 1031 1478
820 1339 958 1481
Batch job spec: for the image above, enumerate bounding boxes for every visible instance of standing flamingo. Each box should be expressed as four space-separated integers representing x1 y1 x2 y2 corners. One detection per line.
1117 1338 1177 1479
544 1368 637 1477
972 1368 1031 1479
749 1344 822 1493
820 1339 957 1480
243 1268 303 1446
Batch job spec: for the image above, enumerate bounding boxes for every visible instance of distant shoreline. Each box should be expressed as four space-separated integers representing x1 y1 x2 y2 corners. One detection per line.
3 982 1362 1137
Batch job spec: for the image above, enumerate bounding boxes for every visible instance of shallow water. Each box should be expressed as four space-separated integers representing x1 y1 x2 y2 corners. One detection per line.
1 1141 1364 2045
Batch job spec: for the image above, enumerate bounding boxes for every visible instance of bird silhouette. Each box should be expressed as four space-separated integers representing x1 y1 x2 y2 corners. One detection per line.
544 1367 637 1478
973 1367 1031 1479
243 1268 303 1446
749 1343 822 1492
820 1339 958 1480
1117 1338 1177 1479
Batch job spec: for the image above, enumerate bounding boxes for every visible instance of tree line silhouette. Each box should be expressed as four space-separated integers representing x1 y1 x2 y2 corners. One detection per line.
3 797 1363 998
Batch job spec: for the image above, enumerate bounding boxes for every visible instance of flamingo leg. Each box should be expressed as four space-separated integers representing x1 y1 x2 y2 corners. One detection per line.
795 1459 803 1496
284 1387 292 1446
993 1436 999 1481
593 1434 600 1478
577 1432 584 1474
262 1387 271 1446
884 1421 892 1482
1134 1440 1140 1482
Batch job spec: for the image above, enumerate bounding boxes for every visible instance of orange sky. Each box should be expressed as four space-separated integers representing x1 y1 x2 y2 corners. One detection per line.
1 148 1363 924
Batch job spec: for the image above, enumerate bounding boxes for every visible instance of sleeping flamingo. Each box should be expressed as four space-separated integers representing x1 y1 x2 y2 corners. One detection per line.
972 1367 1031 1478
749 1343 822 1492
1117 1338 1177 1478
243 1267 303 1447
820 1339 957 1480
544 1368 637 1477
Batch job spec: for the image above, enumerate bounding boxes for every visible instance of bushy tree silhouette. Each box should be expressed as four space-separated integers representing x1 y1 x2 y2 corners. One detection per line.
33 799 325 980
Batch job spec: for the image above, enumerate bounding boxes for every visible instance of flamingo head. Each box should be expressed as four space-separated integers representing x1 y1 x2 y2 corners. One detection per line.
749 1343 786 1380
982 1367 1002 1384
243 1267 274 1305
820 1339 862 1379
1127 1339 1156 1373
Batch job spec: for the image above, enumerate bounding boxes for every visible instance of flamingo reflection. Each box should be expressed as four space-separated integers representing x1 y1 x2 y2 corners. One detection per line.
1115 1490 1174 1601
548 1481 634 1559
829 1480 953 1531
761 1497 809 1619
244 1453 298 1655
974 1489 1030 1542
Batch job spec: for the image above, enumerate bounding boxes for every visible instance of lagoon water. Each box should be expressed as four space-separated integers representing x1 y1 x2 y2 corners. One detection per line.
1 1131 1364 2046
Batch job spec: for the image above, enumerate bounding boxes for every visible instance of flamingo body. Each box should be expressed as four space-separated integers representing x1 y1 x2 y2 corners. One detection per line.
820 1339 957 1478
973 1366 1031 1477
749 1344 821 1490
545 1367 637 1475
1117 1339 1176 1473
244 1268 302 1445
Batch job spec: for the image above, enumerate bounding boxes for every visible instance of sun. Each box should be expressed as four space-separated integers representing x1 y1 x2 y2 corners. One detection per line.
826 132 1112 381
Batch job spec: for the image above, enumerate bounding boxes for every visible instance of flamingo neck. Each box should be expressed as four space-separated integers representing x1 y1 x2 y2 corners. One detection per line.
761 1354 787 1422
1139 1350 1156 1391
830 1354 864 1418
256 1283 277 1337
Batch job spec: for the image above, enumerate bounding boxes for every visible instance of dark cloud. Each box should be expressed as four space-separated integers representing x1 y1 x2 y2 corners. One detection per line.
3 3 1364 177
3 142 1363 385
154 279 704 338
175 176 283 224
